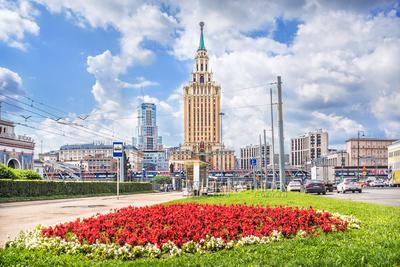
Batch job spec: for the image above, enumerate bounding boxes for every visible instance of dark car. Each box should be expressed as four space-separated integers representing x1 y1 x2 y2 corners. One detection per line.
304 180 326 195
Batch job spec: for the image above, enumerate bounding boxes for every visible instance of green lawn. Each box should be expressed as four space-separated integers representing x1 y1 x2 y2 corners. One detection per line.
1 190 399 266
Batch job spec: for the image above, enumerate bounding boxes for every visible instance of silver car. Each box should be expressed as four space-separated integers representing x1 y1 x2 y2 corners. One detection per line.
287 181 304 192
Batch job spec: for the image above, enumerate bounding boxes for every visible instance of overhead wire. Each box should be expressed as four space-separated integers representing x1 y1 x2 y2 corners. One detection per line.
1 92 130 141
1 99 130 143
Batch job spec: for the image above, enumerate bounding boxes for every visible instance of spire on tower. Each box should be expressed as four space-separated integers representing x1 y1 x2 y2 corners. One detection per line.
198 21 206 51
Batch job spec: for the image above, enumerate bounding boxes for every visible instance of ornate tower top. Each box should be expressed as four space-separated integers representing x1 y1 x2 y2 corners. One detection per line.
198 21 206 51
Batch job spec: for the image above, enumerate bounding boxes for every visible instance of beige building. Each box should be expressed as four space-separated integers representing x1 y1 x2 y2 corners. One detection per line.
170 22 235 171
58 143 143 172
325 150 348 167
81 155 117 173
388 140 400 185
240 144 272 170
290 129 328 167
0 119 34 169
346 138 396 166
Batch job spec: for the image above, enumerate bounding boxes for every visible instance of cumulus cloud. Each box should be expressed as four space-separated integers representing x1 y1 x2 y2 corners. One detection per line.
0 67 24 95
3 0 399 154
168 3 400 151
0 0 39 50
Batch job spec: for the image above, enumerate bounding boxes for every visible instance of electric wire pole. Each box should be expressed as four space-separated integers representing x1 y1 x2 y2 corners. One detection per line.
269 88 277 189
277 76 286 192
263 129 268 190
258 134 263 189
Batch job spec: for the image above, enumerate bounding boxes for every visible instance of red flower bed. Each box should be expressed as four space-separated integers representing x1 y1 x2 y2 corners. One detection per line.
41 204 348 247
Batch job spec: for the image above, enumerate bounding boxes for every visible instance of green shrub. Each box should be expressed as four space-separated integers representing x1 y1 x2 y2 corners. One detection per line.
12 169 42 180
0 180 152 197
0 164 42 180
0 164 17 179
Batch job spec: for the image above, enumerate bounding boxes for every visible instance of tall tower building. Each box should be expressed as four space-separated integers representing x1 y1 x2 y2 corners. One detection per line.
170 22 236 171
136 103 167 171
183 21 221 152
136 103 162 151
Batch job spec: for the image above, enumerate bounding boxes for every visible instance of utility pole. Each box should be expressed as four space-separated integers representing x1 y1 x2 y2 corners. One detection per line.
357 130 364 180
341 150 344 181
269 88 277 189
358 131 360 179
277 76 286 192
219 112 225 144
219 112 225 189
263 129 268 190
259 134 263 189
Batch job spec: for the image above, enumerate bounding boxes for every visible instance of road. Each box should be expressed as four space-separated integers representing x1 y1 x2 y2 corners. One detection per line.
322 187 400 207
0 192 184 246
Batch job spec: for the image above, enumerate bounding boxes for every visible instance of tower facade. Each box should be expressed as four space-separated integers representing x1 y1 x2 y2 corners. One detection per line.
136 103 162 151
170 22 236 171
183 22 221 153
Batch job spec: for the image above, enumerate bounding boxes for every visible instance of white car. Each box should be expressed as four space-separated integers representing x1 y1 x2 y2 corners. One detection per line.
370 180 385 187
337 178 362 193
287 181 304 192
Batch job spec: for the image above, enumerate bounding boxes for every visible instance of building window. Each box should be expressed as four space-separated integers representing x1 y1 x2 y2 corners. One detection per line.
200 75 204 84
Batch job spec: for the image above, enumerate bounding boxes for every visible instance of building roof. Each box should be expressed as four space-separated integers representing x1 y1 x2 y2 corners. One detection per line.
345 138 397 142
0 119 15 127
60 143 138 150
198 21 206 50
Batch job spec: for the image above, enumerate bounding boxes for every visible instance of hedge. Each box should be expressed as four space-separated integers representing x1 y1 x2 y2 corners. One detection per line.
0 180 152 198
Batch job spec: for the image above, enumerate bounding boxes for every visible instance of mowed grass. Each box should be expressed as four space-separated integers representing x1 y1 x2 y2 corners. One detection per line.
1 190 399 266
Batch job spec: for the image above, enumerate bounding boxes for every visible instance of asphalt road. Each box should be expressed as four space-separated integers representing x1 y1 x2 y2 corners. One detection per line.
0 192 184 246
322 187 400 207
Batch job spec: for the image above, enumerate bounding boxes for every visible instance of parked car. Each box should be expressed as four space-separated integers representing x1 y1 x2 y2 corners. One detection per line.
370 180 385 187
287 181 304 192
337 178 362 193
304 180 326 195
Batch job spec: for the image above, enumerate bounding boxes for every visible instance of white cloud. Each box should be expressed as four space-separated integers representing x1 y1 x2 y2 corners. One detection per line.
169 3 400 152
0 0 39 50
0 67 24 95
5 0 399 154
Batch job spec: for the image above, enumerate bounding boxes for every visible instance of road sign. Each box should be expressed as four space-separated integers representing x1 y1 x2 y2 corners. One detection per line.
250 158 257 166
362 171 367 176
113 142 123 157
362 166 367 172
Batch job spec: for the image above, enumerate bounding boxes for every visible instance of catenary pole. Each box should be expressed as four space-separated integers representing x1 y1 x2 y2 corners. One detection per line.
263 129 268 190
277 76 286 192
270 88 277 190
259 134 263 189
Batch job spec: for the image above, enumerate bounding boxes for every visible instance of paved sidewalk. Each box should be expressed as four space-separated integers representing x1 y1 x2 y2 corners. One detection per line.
0 192 184 246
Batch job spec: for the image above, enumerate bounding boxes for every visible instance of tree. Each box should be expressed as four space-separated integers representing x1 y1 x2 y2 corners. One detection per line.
153 176 172 185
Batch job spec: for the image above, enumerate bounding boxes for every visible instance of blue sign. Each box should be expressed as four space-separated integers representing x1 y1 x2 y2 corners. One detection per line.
113 142 123 157
250 158 257 166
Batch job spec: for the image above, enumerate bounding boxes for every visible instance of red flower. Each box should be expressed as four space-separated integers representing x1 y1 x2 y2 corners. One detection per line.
41 204 348 247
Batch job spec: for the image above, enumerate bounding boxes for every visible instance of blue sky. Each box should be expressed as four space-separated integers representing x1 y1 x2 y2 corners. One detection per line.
0 0 399 153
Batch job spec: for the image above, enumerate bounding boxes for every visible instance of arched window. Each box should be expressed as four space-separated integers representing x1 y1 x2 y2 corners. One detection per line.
201 64 203 71
200 75 204 84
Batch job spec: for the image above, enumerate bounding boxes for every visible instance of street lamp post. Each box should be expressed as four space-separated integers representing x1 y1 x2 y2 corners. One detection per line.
341 150 345 182
357 130 365 179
